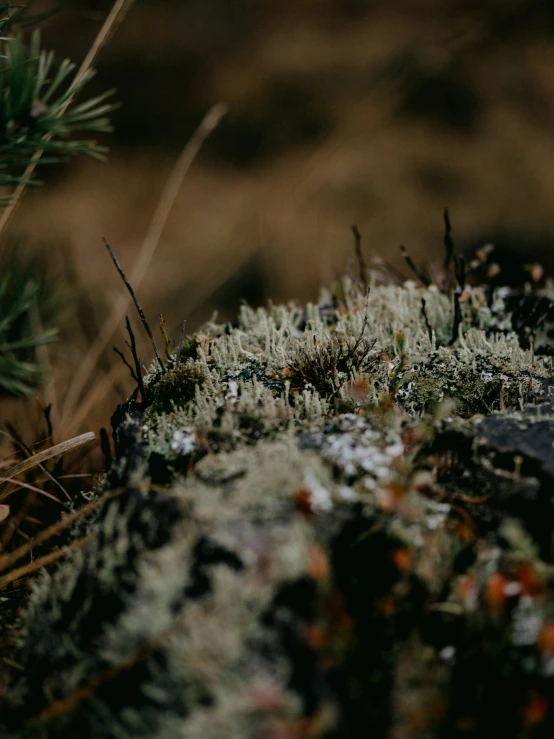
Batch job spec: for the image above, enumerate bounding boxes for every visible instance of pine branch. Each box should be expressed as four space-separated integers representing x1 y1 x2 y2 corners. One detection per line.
0 30 117 205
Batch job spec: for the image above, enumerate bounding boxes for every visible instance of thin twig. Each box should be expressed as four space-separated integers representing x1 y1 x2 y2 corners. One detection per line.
60 104 227 430
176 320 187 366
454 254 466 291
112 346 138 383
421 298 433 343
103 238 166 373
443 207 454 273
159 314 172 359
351 225 368 294
450 255 466 346
399 245 431 287
99 428 113 470
125 316 147 399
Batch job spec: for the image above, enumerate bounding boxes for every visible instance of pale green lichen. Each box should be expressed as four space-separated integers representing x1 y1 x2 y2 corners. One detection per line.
3 274 554 738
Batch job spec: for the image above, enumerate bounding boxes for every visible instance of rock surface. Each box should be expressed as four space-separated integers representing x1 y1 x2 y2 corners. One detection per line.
2 275 554 738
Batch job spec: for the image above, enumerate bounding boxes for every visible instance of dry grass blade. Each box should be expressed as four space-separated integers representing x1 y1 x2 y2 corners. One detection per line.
0 487 124 573
61 363 127 439
60 103 228 428
0 0 136 239
1 432 95 482
2 426 72 502
0 534 94 589
0 477 67 504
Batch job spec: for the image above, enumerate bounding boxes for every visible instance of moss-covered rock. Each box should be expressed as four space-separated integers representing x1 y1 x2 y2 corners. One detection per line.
2 276 554 738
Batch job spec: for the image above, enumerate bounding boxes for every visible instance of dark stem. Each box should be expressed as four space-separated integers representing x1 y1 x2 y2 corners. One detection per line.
443 207 454 274
351 225 368 294
103 238 166 373
125 316 147 401
176 320 187 366
112 346 138 383
421 298 433 343
99 427 113 470
399 244 430 287
159 314 172 359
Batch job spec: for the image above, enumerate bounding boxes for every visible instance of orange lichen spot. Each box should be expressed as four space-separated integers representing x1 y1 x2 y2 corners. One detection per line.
390 547 412 572
539 622 554 654
517 563 543 596
523 694 548 726
305 624 328 650
379 482 406 513
484 572 507 613
308 545 329 581
294 488 313 517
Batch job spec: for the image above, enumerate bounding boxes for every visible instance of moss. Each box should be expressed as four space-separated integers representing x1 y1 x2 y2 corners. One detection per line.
4 275 554 738
287 330 377 399
145 361 206 415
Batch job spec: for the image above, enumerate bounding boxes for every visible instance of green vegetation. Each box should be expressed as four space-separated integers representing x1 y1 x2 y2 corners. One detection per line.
0 4 116 397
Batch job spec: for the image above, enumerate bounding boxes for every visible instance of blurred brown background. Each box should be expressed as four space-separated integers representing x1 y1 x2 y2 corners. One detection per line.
5 0 554 433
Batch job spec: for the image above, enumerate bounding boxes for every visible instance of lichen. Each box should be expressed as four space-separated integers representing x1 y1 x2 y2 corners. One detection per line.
3 274 554 738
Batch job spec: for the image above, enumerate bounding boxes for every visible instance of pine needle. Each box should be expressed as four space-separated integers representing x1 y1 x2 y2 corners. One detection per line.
0 0 135 238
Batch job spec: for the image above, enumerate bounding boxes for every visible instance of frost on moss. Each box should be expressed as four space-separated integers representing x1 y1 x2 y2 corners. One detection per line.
2 275 554 738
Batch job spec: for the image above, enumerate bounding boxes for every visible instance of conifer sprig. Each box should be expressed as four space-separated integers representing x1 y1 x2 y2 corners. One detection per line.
0 250 58 397
0 28 116 205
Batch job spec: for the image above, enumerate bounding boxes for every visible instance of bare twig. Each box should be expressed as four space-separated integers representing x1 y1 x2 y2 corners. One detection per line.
421 298 433 343
454 254 466 291
176 320 187 366
112 346 138 383
399 245 431 287
449 255 467 345
99 428 113 470
61 104 227 430
125 316 147 399
443 207 454 274
103 238 165 373
351 225 368 294
159 314 172 359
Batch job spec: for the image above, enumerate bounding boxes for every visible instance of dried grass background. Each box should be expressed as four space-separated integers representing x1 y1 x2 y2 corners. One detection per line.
4 0 554 437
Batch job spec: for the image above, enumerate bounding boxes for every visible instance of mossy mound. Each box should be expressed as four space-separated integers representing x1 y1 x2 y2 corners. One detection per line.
2 276 554 738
